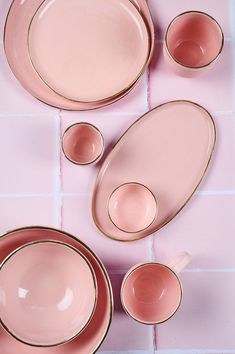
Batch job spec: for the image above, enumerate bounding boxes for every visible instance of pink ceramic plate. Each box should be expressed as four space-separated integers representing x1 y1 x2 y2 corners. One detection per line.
92 101 216 241
0 240 97 347
0 227 113 354
4 0 154 110
28 0 149 103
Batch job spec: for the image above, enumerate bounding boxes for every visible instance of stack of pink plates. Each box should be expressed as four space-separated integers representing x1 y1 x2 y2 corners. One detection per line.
4 0 154 110
0 227 113 354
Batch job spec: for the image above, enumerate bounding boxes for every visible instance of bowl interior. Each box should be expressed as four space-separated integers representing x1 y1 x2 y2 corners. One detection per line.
63 124 104 165
122 263 182 324
167 12 223 68
108 183 157 233
0 241 96 346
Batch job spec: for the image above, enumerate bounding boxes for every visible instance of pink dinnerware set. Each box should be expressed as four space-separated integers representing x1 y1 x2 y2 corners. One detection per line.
0 0 224 353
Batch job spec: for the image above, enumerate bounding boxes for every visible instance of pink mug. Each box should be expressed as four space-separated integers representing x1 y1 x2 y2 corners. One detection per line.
121 252 191 324
164 11 224 77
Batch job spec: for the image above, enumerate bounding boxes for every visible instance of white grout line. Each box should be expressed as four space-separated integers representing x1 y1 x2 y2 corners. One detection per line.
54 113 62 228
150 326 155 354
231 0 235 112
196 190 235 196
2 189 235 199
0 193 54 199
184 268 235 273
212 110 234 116
0 110 233 119
0 113 59 118
61 111 146 117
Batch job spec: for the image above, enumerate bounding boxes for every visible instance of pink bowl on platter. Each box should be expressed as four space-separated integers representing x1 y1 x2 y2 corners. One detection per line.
108 182 158 233
0 240 97 347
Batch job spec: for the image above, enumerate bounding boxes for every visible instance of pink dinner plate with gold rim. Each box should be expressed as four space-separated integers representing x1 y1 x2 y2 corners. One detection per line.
92 100 216 242
4 0 154 110
28 0 150 103
0 227 113 354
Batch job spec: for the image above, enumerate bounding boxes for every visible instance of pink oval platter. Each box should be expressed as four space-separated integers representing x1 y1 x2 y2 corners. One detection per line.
4 0 154 110
92 100 216 242
0 227 113 354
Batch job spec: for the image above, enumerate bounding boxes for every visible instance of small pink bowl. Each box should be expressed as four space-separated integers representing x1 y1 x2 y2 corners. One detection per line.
108 182 158 233
62 123 104 165
164 11 224 76
0 240 97 347
121 252 191 324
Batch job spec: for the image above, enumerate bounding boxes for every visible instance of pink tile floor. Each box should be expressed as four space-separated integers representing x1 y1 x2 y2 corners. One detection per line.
0 0 235 353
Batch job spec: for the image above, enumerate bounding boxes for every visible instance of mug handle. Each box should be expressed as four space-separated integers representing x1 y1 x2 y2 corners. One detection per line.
167 251 191 274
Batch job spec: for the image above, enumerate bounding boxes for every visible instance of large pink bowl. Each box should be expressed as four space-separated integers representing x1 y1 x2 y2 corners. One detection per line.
0 240 97 347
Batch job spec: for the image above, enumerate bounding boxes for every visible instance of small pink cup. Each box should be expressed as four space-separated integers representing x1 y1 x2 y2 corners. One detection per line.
121 252 191 324
62 123 104 165
108 182 158 233
164 11 224 77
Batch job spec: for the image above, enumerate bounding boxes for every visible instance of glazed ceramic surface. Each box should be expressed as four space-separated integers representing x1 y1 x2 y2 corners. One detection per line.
28 0 149 103
4 0 154 110
0 241 97 347
108 182 157 233
62 123 104 165
164 11 224 77
121 263 182 324
0 227 113 354
92 101 216 241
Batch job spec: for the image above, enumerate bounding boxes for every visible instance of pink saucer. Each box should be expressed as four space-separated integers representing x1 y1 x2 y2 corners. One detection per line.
108 182 157 233
0 241 97 347
0 227 113 354
62 123 104 165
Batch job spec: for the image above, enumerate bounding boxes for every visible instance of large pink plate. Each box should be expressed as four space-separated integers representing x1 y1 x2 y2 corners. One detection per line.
28 0 150 103
92 101 216 241
4 0 154 110
0 227 113 354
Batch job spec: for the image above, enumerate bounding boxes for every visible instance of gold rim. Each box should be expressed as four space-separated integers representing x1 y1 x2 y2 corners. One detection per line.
0 226 113 353
3 0 154 111
165 10 224 70
120 262 183 325
26 0 152 104
62 122 105 166
0 239 98 348
92 100 216 242
107 182 158 233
